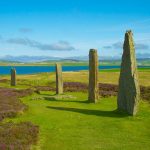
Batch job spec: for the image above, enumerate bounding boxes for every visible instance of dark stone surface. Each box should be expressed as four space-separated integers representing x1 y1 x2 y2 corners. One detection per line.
117 31 140 115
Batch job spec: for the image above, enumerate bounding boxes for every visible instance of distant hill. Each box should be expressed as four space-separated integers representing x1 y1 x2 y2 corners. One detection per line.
0 55 121 63
0 55 149 66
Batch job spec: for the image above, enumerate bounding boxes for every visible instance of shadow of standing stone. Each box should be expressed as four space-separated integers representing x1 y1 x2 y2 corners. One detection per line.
117 30 140 116
88 49 99 103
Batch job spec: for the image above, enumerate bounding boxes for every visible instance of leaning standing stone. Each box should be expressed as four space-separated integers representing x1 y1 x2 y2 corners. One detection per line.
11 68 16 86
88 49 99 103
56 63 63 94
117 30 140 115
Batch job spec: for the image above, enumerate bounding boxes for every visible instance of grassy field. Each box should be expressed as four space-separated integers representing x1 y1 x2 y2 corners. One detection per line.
3 92 150 150
0 68 150 87
1 69 150 150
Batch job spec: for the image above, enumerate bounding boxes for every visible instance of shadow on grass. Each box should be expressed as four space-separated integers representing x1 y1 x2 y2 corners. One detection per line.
44 96 89 104
47 106 129 118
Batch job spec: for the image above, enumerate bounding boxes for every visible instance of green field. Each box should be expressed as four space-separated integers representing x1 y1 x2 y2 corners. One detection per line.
0 68 150 87
1 69 150 150
4 92 150 150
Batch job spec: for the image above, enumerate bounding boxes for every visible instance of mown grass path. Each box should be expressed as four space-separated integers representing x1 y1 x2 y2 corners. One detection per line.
4 91 150 150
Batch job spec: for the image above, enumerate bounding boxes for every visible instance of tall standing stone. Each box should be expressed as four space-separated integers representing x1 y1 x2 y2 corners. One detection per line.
56 63 63 94
117 30 140 115
88 49 99 103
11 68 16 86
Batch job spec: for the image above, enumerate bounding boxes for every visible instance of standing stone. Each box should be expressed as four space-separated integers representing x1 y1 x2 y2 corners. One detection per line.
56 63 63 94
117 30 140 115
88 49 99 103
11 68 16 86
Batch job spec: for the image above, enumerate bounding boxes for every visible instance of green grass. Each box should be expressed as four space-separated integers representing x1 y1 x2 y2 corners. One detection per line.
4 91 150 150
1 70 150 149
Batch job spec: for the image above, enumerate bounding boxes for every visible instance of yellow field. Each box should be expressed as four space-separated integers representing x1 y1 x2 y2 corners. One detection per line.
1 70 150 87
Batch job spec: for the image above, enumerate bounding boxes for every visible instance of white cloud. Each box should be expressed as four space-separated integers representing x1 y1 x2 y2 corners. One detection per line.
103 42 149 50
6 38 75 51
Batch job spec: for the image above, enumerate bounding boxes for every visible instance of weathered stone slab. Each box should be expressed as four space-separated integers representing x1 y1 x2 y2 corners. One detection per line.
11 68 16 86
117 30 140 115
88 49 99 103
56 63 63 94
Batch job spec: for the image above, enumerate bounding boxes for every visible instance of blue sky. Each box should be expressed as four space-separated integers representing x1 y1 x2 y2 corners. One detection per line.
0 0 150 58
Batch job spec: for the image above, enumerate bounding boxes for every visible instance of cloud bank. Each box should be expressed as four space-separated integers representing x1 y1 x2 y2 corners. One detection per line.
103 42 149 50
19 28 33 33
6 38 75 51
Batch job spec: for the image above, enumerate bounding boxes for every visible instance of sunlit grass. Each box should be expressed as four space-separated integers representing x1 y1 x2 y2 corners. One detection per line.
0 69 149 149
3 91 150 150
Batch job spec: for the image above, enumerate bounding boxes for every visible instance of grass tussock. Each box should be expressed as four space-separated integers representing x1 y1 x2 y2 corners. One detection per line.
0 121 39 150
0 87 39 150
0 88 33 121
